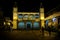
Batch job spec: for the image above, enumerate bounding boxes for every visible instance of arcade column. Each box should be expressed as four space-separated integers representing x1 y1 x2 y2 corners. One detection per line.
39 3 45 28
13 7 18 29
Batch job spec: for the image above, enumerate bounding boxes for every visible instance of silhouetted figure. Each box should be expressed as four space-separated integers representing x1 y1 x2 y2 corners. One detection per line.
9 26 12 32
58 24 60 29
9 22 13 32
8 26 10 31
41 27 44 36
10 23 13 32
48 26 51 36
57 24 60 36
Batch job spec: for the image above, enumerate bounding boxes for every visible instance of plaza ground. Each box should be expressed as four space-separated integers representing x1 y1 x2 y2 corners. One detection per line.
0 30 59 40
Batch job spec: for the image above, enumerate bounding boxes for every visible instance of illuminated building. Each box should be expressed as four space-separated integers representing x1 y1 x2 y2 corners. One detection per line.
13 2 45 30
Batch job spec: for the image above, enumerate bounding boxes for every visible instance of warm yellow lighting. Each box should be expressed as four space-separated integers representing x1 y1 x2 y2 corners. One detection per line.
4 22 6 25
13 13 17 20
40 13 44 20
23 18 28 20
13 8 18 11
18 12 39 14
41 20 45 28
35 19 39 21
45 12 60 20
18 19 22 21
8 22 10 25
13 21 17 29
40 8 44 12
41 17 44 20
52 21 58 27
48 22 52 27
14 17 17 19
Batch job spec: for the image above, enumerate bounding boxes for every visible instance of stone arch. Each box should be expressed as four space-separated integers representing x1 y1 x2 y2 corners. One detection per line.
18 22 25 29
33 22 40 29
26 22 32 29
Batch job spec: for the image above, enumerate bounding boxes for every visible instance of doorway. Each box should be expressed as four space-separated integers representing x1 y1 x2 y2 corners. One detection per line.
26 22 32 30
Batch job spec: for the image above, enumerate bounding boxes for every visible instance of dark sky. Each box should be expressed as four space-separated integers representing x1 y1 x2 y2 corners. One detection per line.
0 0 60 19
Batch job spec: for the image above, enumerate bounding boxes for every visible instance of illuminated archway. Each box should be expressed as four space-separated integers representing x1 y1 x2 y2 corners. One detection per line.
18 22 25 29
26 22 32 29
33 22 40 29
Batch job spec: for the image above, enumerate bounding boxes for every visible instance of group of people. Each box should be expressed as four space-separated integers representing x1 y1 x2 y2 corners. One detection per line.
41 25 58 36
0 25 13 32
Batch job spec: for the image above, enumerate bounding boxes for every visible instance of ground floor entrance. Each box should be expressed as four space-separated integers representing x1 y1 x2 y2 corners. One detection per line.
26 22 32 30
17 21 40 30
27 24 31 30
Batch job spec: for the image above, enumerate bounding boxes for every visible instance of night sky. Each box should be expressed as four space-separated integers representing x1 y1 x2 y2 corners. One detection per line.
0 0 60 19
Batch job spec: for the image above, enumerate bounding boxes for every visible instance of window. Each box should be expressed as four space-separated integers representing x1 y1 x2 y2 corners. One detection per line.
18 14 23 18
33 22 40 29
35 14 39 18
18 22 25 29
29 14 35 19
26 22 32 29
24 14 28 18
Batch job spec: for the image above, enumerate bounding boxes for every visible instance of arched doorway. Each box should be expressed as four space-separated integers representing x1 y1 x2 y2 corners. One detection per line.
26 22 32 30
18 22 25 30
33 22 40 30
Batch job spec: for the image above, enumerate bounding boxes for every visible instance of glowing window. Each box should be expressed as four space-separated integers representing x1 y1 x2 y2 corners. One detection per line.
18 22 25 29
18 14 23 18
24 14 28 18
33 22 39 29
35 14 39 18
29 14 35 19
26 22 32 28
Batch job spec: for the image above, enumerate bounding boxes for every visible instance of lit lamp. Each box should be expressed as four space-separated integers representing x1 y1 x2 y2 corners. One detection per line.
41 17 44 20
8 22 10 26
4 22 6 25
40 16 45 28
14 17 17 19
13 13 17 20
